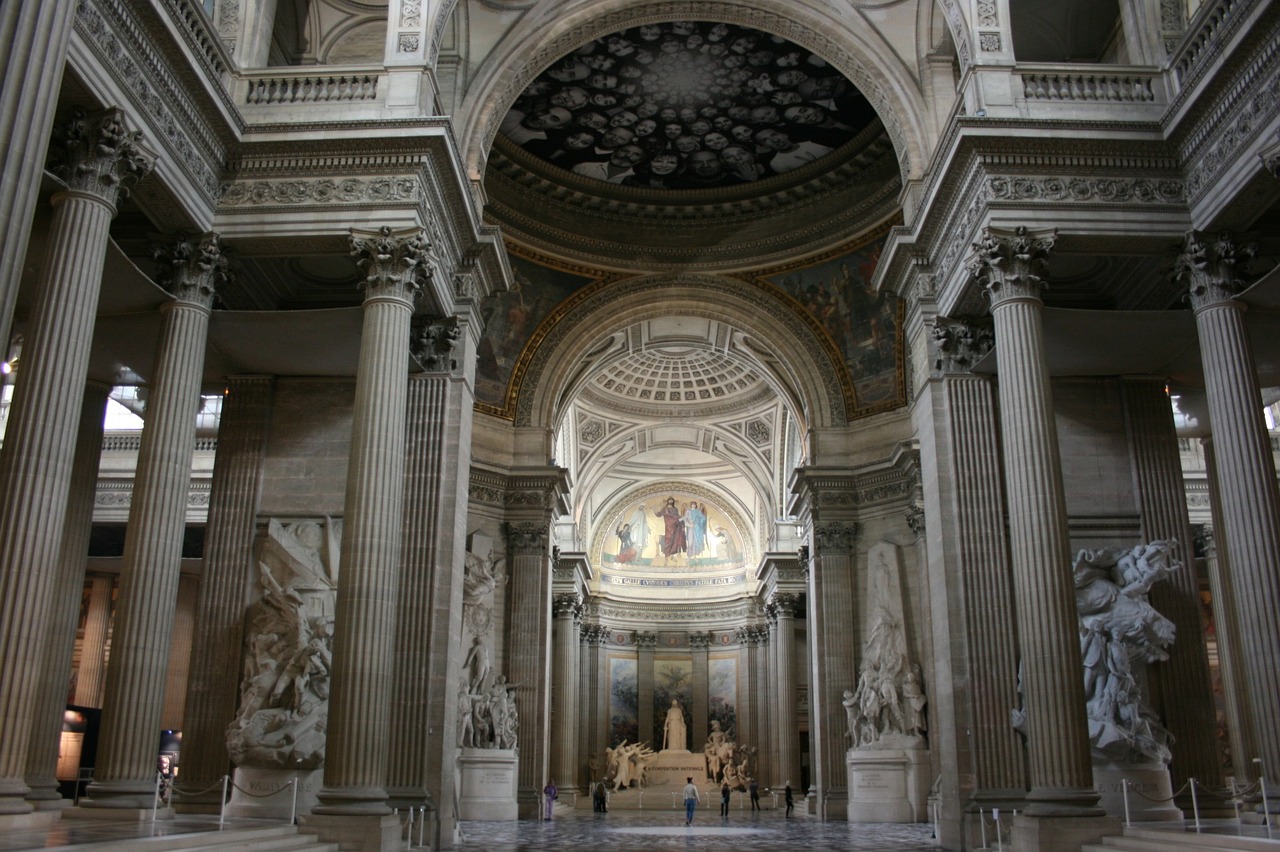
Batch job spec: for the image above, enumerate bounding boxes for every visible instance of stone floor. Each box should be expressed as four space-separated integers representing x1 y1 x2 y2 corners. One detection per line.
454 809 941 851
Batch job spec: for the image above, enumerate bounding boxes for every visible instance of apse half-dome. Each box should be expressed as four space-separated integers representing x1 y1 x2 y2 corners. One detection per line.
498 21 878 192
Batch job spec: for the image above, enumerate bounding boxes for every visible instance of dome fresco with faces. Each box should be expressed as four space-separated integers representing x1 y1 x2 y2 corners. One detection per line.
498 21 878 191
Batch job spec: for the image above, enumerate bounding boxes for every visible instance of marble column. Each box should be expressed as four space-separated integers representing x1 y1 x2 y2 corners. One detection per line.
504 521 553 818
736 629 754 761
772 593 801 788
75 575 114 708
578 626 605 781
550 593 581 787
751 625 772 785
1178 232 1280 788
807 521 857 818
636 632 657 748
313 227 427 818
387 313 474 847
0 1 77 350
0 108 153 814
1121 377 1222 793
690 632 711 753
24 384 109 807
969 226 1101 818
85 233 225 809
174 376 273 809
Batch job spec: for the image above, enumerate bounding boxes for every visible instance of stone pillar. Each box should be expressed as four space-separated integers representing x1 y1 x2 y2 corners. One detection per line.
969 227 1105 827
750 625 771 785
75 575 114 708
689 632 711 752
504 520 553 818
1178 232 1280 788
550 593 581 788
0 1 77 350
387 312 474 850
1121 377 1222 794
578 626 605 781
805 519 858 818
85 233 225 809
311 227 427 825
636 632 657 749
736 629 754 760
0 109 152 814
771 593 801 788
925 318 1026 828
173 376 274 809
24 384 109 807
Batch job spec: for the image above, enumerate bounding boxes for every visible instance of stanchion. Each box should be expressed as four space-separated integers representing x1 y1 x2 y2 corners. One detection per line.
219 775 228 826
979 808 988 849
1190 777 1201 831
1256 758 1272 840
1122 778 1131 827
152 771 162 822
418 806 426 849
290 778 299 825
993 807 1003 852
638 790 644 809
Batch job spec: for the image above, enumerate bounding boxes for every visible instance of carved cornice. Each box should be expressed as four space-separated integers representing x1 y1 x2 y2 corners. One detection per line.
467 466 571 516
791 452 919 518
987 175 1185 204
968 226 1057 306
1174 230 1257 310
350 226 432 304
152 232 228 308
593 600 757 624
51 108 156 206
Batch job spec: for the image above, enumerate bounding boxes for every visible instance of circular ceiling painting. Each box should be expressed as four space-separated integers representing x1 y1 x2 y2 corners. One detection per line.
499 21 876 190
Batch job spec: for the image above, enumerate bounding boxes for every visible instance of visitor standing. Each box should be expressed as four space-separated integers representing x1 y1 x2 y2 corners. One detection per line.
784 781 794 817
683 776 701 825
543 779 557 820
749 777 760 810
720 781 731 817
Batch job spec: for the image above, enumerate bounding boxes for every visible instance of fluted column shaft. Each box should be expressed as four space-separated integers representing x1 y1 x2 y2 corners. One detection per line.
945 374 1025 801
75 575 114 707
24 384 109 805
0 109 152 813
737 633 754 764
752 629 771 785
1182 232 1280 786
1200 440 1253 774
0 1 76 349
637 637 655 747
974 227 1098 814
317 228 425 814
550 595 580 786
577 630 597 780
505 523 553 816
808 523 857 817
88 237 221 807
773 597 800 787
174 376 273 807
1121 378 1221 791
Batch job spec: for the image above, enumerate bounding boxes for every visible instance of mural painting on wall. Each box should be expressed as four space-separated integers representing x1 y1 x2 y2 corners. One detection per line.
606 492 745 571
609 656 639 746
476 249 602 414
756 236 903 412
499 21 877 190
708 656 738 741
652 658 693 748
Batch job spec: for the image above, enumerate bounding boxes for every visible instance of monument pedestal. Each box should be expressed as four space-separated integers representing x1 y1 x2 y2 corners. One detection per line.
224 767 322 820
604 749 708 809
1093 762 1182 822
457 748 517 820
847 746 930 822
1011 812 1122 852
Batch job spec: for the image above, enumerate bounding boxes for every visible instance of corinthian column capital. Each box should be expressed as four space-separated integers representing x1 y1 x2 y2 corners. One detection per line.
349 225 433 303
968 225 1056 306
152 233 228 309
1175 231 1257 311
51 108 155 205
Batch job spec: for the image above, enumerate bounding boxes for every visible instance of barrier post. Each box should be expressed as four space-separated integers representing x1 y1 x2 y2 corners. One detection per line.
1122 779 1131 827
152 772 162 822
979 808 987 849
994 807 1003 852
219 775 228 826
1190 778 1201 831
1255 759 1272 840
290 778 299 825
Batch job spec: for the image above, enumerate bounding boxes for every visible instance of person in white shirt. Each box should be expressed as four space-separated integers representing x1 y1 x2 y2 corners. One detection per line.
682 776 701 825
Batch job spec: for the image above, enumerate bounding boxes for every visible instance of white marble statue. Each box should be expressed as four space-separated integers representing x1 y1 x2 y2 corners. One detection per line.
703 720 737 782
1073 540 1178 765
227 518 340 770
662 698 687 750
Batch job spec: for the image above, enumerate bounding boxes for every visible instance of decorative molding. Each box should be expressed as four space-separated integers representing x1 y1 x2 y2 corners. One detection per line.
220 176 421 207
968 225 1057 306
592 601 756 624
1174 230 1257 309
978 32 1001 52
987 175 1184 203
243 74 381 105
930 317 994 375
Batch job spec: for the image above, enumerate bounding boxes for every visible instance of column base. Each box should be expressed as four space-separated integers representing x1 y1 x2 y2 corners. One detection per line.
79 779 160 810
1011 812 1121 852
298 812 400 852
516 787 542 820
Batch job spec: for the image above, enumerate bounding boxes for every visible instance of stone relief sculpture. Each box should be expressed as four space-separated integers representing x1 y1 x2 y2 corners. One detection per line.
462 549 505 637
848 543 928 749
457 537 520 751
457 675 519 750
227 518 340 770
1073 540 1178 764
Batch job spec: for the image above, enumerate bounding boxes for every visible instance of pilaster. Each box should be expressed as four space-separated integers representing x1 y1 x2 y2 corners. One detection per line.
689 632 712 752
636 632 657 750
550 591 582 789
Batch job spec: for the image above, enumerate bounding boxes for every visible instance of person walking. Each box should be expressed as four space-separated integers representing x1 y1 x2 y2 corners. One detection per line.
720 781 731 817
784 781 794 817
543 779 557 820
683 776 701 825
749 777 760 811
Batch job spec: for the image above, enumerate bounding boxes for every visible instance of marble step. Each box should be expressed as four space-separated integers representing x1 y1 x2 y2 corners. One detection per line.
1082 825 1280 852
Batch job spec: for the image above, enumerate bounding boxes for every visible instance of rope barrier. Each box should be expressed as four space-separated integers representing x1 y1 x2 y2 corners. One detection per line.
229 779 295 798
168 778 229 797
1127 779 1188 803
